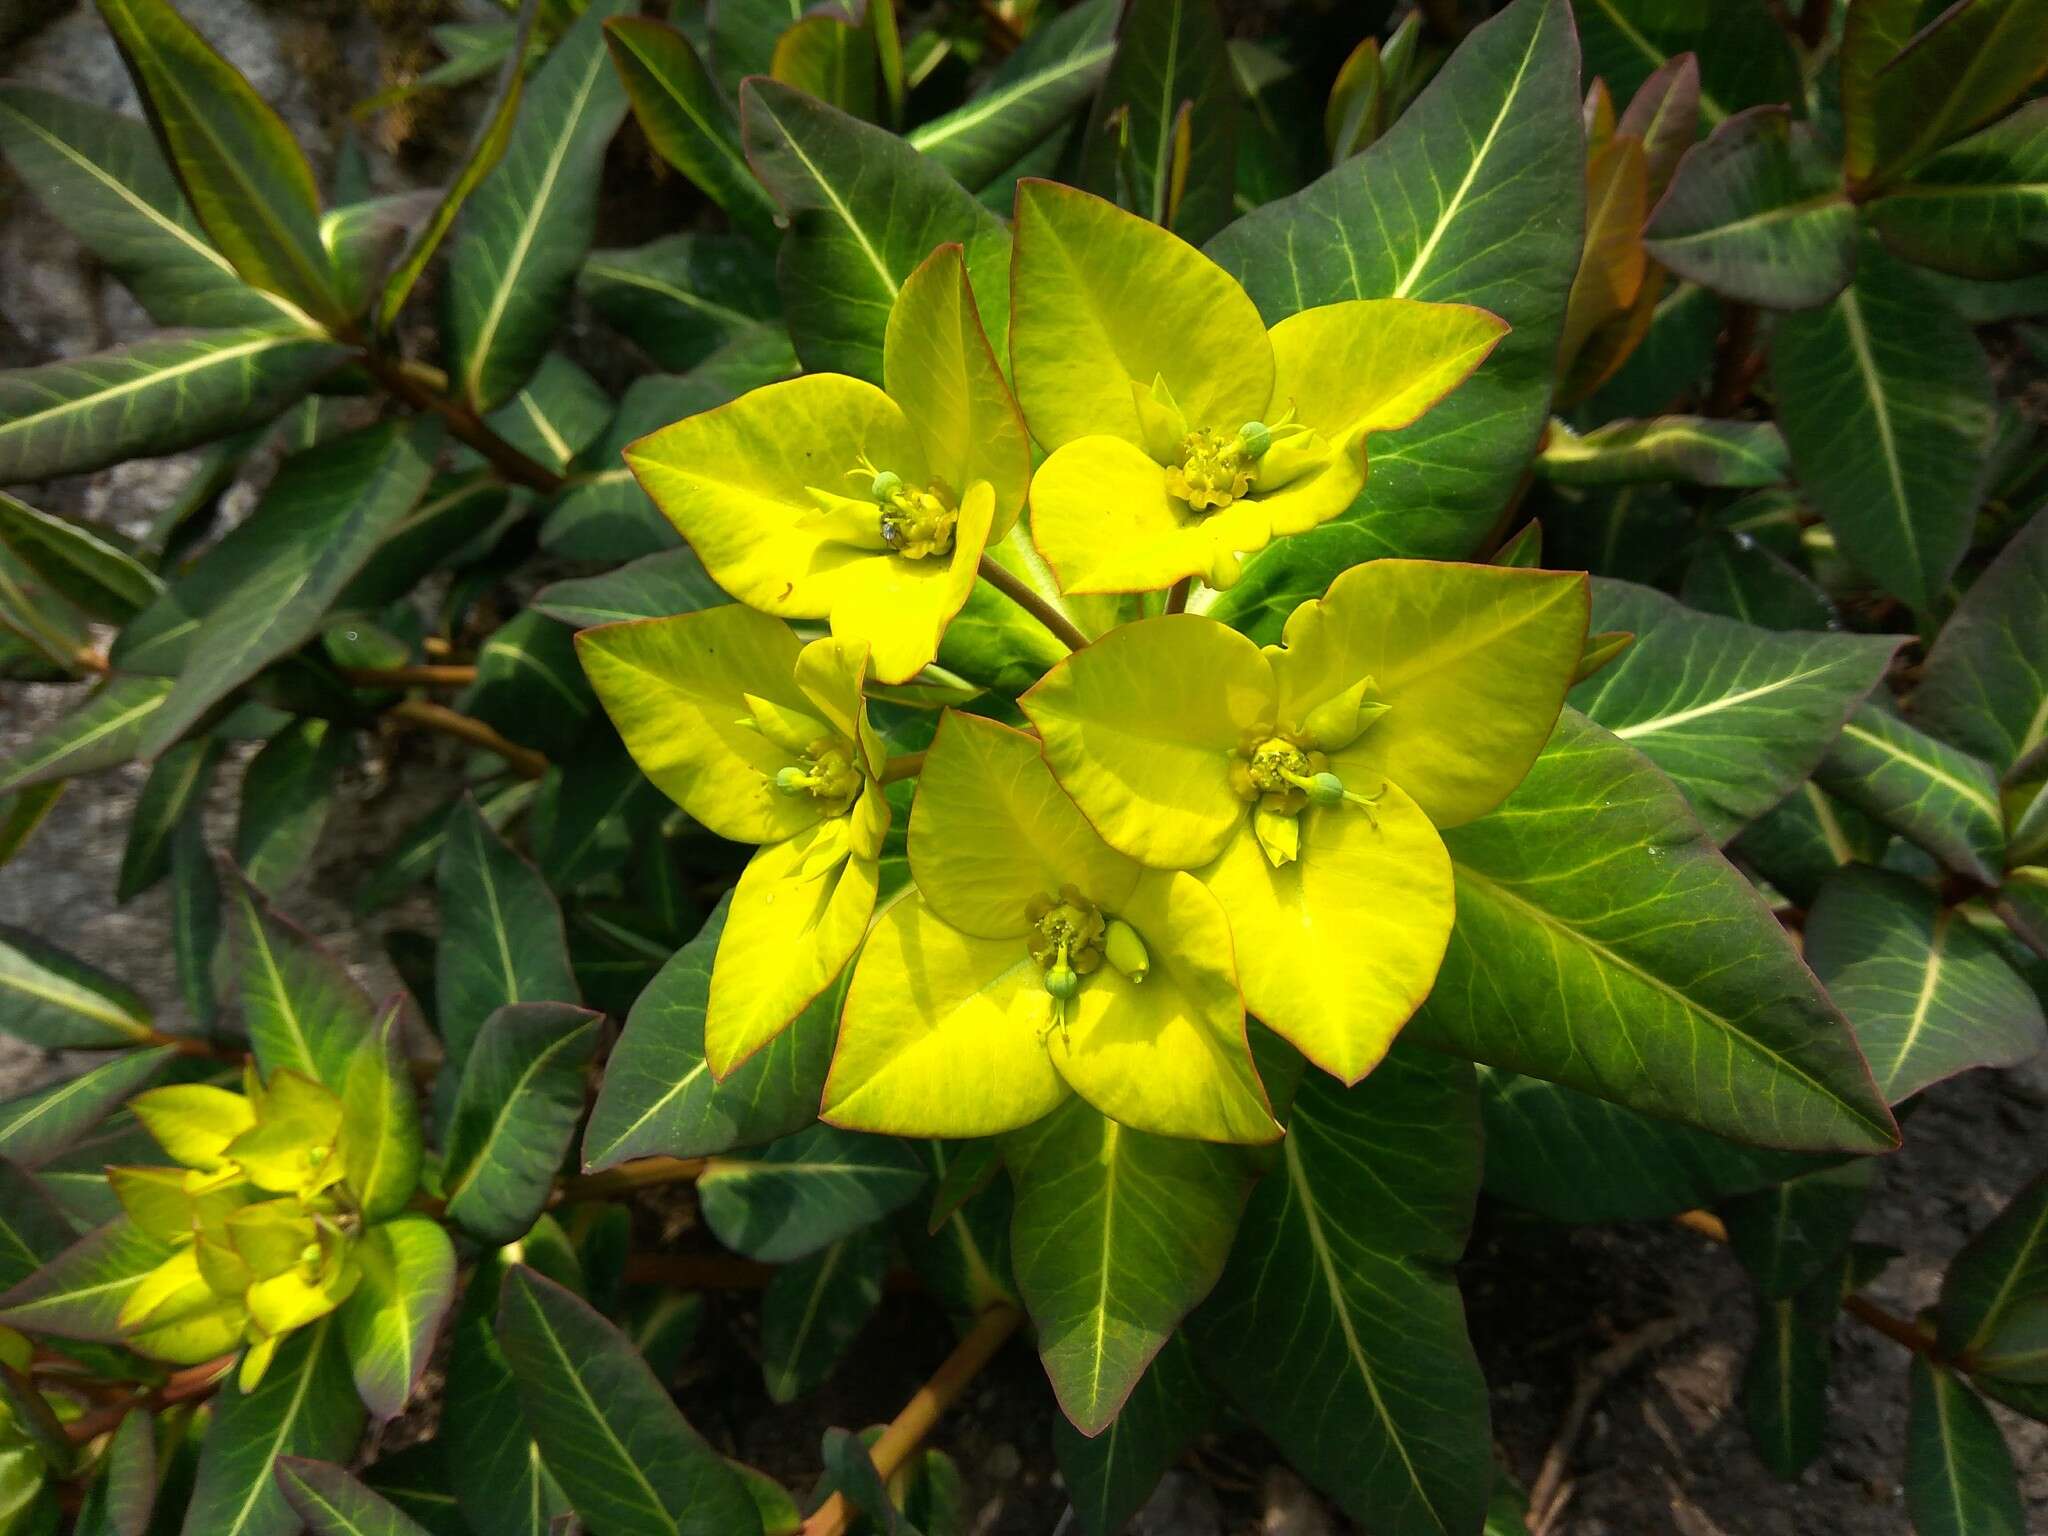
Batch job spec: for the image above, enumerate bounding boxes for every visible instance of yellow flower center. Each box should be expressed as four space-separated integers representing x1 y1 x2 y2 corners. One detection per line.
1231 733 1387 866
1237 735 1314 797
866 469 958 559
774 740 862 814
1024 885 1145 1045
1164 428 1255 512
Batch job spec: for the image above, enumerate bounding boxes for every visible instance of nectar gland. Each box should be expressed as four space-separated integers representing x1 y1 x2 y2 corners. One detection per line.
773 739 862 815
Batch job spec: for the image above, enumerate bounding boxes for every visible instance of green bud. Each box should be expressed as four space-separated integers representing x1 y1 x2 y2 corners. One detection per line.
869 470 903 503
774 766 811 794
1301 771 1349 809
1238 420 1272 459
1044 958 1080 1001
1104 919 1149 983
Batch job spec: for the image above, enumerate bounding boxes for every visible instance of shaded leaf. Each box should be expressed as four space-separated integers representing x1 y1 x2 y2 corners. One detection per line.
1679 531 1835 633
1868 100 2048 282
1742 1249 1847 1480
443 1003 600 1246
1856 0 2048 190
907 31 1113 191
1904 1358 2025 1536
1723 1162 1875 1302
1574 0 1796 128
1077 0 1235 244
234 719 351 895
0 1157 77 1293
0 677 173 795
479 354 613 477
353 779 537 917
227 869 376 1090
118 738 222 902
699 1124 927 1267
1539 415 1790 487
579 235 781 373
533 548 729 631
0 927 153 1050
445 1254 569 1536
1815 704 2006 885
1938 1172 2048 1360
0 1047 172 1170
1915 504 2048 776
760 1225 887 1403
276 1458 433 1536
0 494 161 624
1053 1330 1211 1536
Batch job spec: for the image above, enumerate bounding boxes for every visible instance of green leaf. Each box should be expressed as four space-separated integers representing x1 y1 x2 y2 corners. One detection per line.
1052 1331 1212 1536
276 1458 433 1536
227 869 377 1090
462 610 596 761
341 1003 423 1223
1537 415 1790 488
1867 100 2048 282
478 354 612 477
604 17 781 245
581 894 836 1170
1815 704 2006 885
126 418 445 757
234 719 351 895
1679 530 1836 633
495 1264 763 1536
1410 708 1899 1153
181 1318 366 1536
340 1215 456 1421
118 738 222 902
1188 1049 1488 1535
1742 1251 1846 1480
1204 0 1585 632
442 1003 600 1245
0 676 173 795
448 0 632 410
760 1224 887 1404
708 0 807 94
578 235 782 373
80 1398 157 1536
353 779 537 917
906 33 1112 192
699 1124 927 1266
1857 0 2048 190
1478 1069 1829 1222
769 14 878 121
1771 240 1996 610
1937 1172 2048 1359
1574 0 1795 127
1915 504 2048 775
1076 0 1235 245
435 798 581 1070
0 495 161 624
0 1157 77 1293
1722 1162 1876 1301
171 806 224 1027
738 77 1012 383
1642 107 1854 310
0 1047 172 1169
0 328 343 485
530 743 662 891
1567 579 1899 842
359 1441 462 1536
444 1254 570 1536
0 1214 167 1340
1904 1358 2026 1536
533 549 729 631
0 782 64 868
0 544 91 679
1805 867 2045 1103
0 85 307 328
0 926 153 1049
95 0 342 323
1003 1098 1245 1435
1732 782 1889 909
377 6 532 335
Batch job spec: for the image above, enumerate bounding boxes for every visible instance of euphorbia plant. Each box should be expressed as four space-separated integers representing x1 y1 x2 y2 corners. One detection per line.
0 0 2043 1533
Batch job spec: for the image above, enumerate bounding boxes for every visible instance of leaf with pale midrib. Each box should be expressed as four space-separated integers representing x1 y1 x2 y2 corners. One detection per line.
442 1003 600 1246
1814 703 2006 884
1904 1358 2027 1536
276 1458 433 1536
0 1047 172 1169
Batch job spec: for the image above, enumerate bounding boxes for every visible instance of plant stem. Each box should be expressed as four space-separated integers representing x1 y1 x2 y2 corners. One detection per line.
59 1354 234 1444
385 698 548 779
1705 304 1760 415
800 1304 1025 1536
1164 577 1192 615
359 349 565 495
556 1156 706 1204
976 556 1089 653
1798 0 1834 47
342 664 479 689
880 751 925 784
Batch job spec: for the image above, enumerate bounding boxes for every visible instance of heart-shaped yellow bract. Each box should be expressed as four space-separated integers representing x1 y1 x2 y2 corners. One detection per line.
577 606 891 1076
1023 560 1589 1082
622 244 1031 684
822 710 1277 1145
1010 180 1511 594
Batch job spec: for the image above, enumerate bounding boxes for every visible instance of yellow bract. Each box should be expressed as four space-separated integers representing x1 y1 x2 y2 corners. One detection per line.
1010 180 1509 594
623 244 1031 684
578 605 891 1076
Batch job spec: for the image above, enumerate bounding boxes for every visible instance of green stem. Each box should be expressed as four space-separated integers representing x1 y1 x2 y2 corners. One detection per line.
976 555 1089 653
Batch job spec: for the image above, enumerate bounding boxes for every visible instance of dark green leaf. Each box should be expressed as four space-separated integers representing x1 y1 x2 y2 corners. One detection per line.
1772 240 1995 610
227 869 376 1090
1805 867 2045 1103
582 896 839 1170
0 1157 77 1293
699 1124 926 1266
0 927 153 1049
171 807 223 1027
709 0 807 94
531 744 663 890
1568 579 1898 842
353 779 537 917
181 1318 366 1536
1189 1049 1488 1535
443 1003 600 1245
125 419 445 757
0 1215 164 1340
80 1398 157 1536
739 78 1011 383
339 473 518 617
1052 1332 1212 1536
1410 709 1899 1153
817 1429 918 1536
1723 1162 1875 1301
1643 107 1854 310
435 797 581 1069
1574 0 1796 128
1679 531 1836 632
0 328 343 486
478 354 613 477
1904 1358 2026 1536
445 1254 569 1536
1868 100 2048 281
1938 1172 2048 1360
1204 0 1584 632
1003 1098 1245 1435
605 17 781 245
767 14 877 122
360 1441 463 1536
0 782 63 867
1732 781 1888 908
462 610 596 760
1076 0 1235 244
1478 1070 1831 1222
118 738 221 902
1915 504 2048 775
1815 704 2006 884
234 719 351 895
448 0 632 410
0 677 172 795
760 1225 887 1403
0 494 161 624
579 235 782 373
1538 415 1790 487
1857 0 2048 190
1742 1253 1845 1480
276 1458 433 1536
341 1215 456 1421
906 32 1112 192
495 1264 762 1536
95 0 341 322
533 549 729 630
0 85 305 328
0 1047 172 1169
